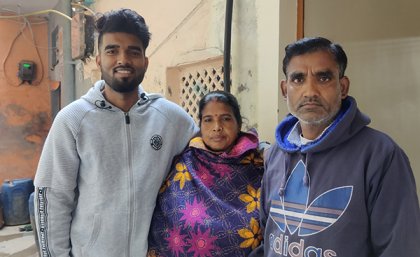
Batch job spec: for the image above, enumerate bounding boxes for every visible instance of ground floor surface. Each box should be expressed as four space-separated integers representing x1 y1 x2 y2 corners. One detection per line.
0 225 38 257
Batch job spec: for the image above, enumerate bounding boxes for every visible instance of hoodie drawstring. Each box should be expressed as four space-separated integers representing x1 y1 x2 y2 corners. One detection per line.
278 153 311 197
303 153 310 187
278 157 290 197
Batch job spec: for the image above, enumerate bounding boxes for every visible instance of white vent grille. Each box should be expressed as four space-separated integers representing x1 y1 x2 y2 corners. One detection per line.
167 57 229 122
180 66 225 120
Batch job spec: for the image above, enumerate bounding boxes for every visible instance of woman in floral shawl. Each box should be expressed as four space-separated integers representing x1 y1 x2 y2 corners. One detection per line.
148 91 265 257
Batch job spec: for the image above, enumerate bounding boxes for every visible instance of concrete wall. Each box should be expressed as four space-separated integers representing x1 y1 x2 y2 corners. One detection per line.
48 0 74 108
78 1 420 195
82 0 273 141
303 0 420 196
255 0 295 143
0 18 51 182
80 0 205 96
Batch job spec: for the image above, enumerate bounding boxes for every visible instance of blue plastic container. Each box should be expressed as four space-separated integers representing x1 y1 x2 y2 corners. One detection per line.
1 178 34 225
29 191 35 219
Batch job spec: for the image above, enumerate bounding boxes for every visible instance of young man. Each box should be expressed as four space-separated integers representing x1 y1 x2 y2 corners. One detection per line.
34 9 198 257
252 37 420 257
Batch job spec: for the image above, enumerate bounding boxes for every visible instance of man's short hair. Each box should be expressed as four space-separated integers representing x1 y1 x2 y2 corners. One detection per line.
282 37 348 78
95 8 151 51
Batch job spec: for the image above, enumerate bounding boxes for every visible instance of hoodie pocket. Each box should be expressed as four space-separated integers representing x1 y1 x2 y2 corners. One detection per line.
81 214 101 256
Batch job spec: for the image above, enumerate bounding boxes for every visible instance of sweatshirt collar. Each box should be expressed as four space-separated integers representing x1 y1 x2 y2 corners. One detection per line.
288 121 334 146
276 96 359 153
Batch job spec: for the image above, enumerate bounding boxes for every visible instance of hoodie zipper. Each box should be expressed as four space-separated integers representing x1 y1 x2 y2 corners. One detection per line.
124 112 134 256
125 112 130 124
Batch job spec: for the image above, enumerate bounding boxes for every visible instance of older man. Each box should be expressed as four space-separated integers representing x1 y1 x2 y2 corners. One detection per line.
252 37 420 257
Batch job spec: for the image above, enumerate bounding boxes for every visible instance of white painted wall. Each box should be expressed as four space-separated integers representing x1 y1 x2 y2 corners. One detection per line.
78 1 420 196
304 0 420 196
252 0 281 143
83 0 278 143
78 0 204 95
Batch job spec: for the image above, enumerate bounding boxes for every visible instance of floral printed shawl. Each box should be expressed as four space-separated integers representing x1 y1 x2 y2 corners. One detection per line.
148 131 264 257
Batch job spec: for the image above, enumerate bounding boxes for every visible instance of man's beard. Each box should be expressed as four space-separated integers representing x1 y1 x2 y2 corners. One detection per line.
101 69 144 93
289 93 342 126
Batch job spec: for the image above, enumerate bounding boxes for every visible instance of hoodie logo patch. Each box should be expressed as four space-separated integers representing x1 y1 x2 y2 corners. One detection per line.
150 134 163 150
270 160 353 237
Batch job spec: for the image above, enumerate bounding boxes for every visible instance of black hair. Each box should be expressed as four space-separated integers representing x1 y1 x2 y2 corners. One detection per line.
282 37 347 78
95 8 151 51
198 90 242 129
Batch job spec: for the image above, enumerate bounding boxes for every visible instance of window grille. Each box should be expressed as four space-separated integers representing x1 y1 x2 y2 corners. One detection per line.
167 57 227 121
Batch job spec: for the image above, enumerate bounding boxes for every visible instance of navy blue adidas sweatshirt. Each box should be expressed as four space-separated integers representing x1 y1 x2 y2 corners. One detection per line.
251 96 420 257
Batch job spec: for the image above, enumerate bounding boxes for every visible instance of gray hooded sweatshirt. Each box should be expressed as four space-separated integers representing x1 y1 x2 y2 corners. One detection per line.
34 80 198 257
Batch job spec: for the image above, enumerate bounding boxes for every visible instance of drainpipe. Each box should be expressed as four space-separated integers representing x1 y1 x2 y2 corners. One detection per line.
223 0 233 92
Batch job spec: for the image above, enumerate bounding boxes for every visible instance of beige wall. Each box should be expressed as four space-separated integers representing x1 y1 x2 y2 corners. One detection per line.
80 0 205 95
303 0 420 195
79 1 420 195
84 0 271 141
252 0 281 142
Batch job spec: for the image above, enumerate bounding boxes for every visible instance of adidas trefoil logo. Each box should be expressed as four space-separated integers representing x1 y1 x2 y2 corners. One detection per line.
270 160 353 236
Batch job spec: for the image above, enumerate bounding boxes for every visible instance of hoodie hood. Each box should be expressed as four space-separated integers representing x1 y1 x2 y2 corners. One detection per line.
81 80 163 111
275 96 371 153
